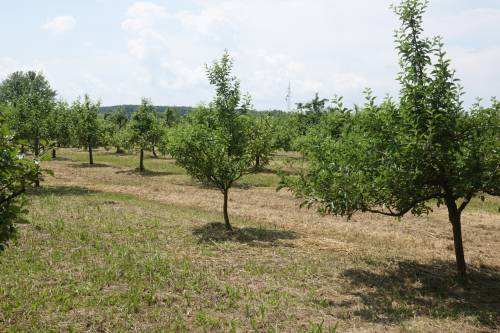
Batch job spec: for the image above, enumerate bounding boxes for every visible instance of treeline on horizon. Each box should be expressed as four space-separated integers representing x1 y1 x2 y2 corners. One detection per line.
100 105 193 117
99 104 287 117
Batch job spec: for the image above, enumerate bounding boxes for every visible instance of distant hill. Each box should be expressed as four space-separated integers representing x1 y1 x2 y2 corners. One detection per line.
100 105 194 117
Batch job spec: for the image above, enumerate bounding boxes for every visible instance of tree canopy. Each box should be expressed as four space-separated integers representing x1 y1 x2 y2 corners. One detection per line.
281 0 500 282
0 106 39 250
72 95 102 165
128 98 160 171
167 51 268 230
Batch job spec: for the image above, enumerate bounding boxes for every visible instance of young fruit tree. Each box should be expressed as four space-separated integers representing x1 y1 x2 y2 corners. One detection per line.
157 107 180 157
128 98 159 172
247 116 273 170
47 100 73 159
167 51 266 231
281 0 499 283
104 107 129 154
0 107 40 250
72 95 102 165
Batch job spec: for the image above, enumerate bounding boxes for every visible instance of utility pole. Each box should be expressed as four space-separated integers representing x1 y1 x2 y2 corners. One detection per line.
285 82 292 112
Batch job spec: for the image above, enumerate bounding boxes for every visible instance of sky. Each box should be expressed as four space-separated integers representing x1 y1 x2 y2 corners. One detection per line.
0 0 499 109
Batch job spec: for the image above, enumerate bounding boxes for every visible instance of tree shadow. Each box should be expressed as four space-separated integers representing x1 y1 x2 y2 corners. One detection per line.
232 183 252 190
254 167 294 176
50 156 72 161
114 169 179 177
71 163 110 168
28 185 100 197
192 222 297 246
339 260 500 328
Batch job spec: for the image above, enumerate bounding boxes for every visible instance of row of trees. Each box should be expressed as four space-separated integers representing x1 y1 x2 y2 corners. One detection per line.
0 74 279 173
0 59 277 240
163 0 500 284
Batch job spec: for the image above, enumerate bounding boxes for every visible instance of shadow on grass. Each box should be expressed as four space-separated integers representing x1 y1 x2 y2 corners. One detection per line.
339 260 500 328
115 169 180 177
50 156 73 161
253 167 294 176
192 222 297 246
28 185 100 197
71 162 111 168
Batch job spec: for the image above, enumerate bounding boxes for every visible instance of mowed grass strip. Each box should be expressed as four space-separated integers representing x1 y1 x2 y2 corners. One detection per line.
0 188 340 332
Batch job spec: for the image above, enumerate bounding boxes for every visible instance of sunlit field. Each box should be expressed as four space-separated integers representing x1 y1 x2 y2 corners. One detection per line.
0 149 498 332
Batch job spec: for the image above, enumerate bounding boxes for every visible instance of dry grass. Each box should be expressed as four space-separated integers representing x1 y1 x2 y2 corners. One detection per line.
0 148 499 332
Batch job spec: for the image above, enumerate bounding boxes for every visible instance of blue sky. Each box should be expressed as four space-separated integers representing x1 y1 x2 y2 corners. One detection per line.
1 0 499 109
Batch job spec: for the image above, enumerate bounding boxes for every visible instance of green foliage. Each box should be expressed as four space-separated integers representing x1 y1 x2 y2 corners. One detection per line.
103 107 130 153
296 93 329 134
168 104 253 191
160 107 180 128
281 0 499 281
167 51 264 229
47 100 73 149
126 98 163 170
246 115 274 169
72 95 102 163
270 114 301 151
0 71 56 156
128 99 159 151
0 107 39 250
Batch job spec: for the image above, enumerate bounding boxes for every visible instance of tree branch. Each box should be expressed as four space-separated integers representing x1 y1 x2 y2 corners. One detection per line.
363 193 441 217
0 187 26 206
458 191 474 213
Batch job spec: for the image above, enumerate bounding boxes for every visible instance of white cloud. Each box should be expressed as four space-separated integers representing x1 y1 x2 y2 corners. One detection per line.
122 2 170 60
122 1 168 32
0 57 48 80
41 16 76 35
127 39 146 59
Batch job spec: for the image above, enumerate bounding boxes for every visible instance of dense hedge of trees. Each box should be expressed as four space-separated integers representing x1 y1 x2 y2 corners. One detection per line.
0 0 497 284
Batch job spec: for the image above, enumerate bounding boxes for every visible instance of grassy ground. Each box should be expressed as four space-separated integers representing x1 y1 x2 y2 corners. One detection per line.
0 148 499 332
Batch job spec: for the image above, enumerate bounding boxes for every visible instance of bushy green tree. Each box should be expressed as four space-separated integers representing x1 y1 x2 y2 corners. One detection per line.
128 98 158 171
0 71 56 186
296 93 329 134
72 95 102 165
0 107 39 250
247 116 274 169
282 0 499 283
270 114 301 152
104 108 129 154
160 107 179 128
47 100 73 159
156 107 179 157
167 51 260 231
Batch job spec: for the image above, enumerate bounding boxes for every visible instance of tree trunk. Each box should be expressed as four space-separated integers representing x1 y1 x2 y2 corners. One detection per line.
52 148 56 159
139 149 144 172
34 137 40 157
445 196 467 283
152 146 158 158
34 137 40 187
116 146 123 154
223 188 232 231
89 145 94 165
255 155 260 169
